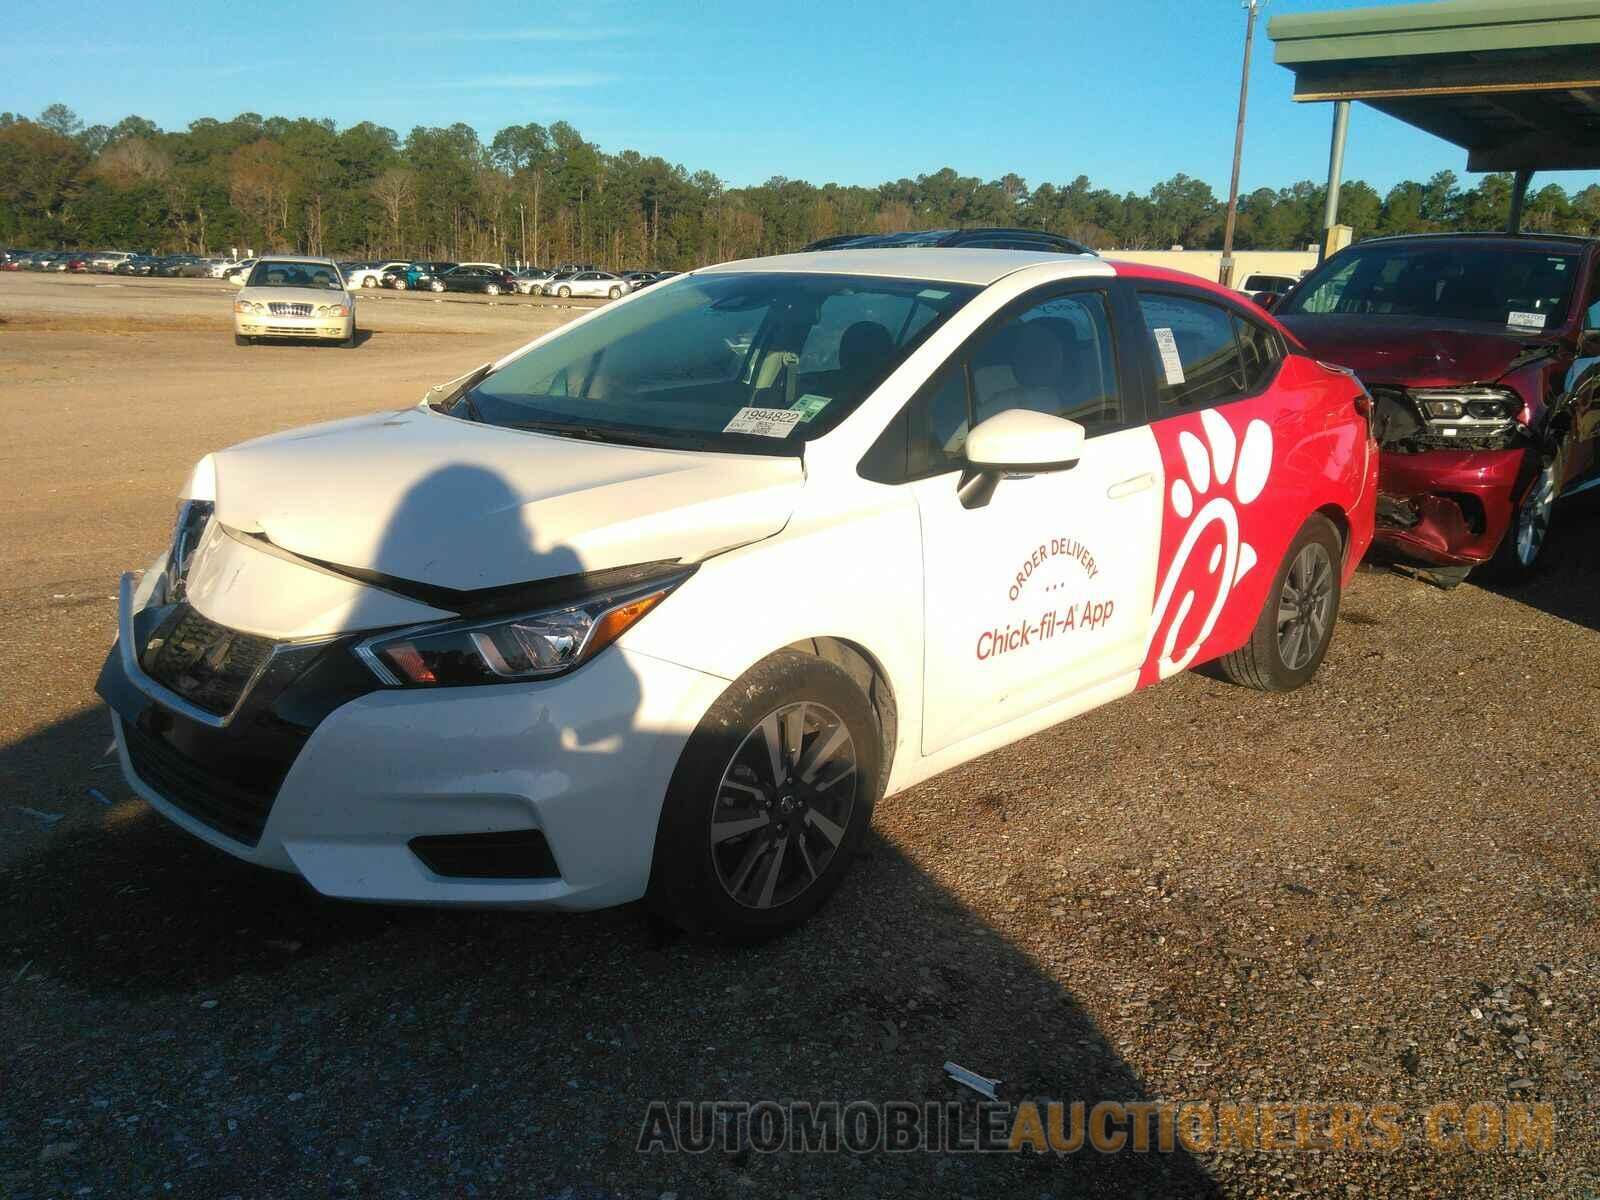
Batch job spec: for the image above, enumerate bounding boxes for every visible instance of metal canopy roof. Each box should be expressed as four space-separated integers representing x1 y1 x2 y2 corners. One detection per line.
1270 0 1600 171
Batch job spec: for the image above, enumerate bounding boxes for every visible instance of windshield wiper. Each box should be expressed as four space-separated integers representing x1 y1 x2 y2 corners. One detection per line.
510 420 710 451
426 362 494 419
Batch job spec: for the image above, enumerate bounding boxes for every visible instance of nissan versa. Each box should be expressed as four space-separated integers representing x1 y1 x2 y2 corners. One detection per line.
99 249 1377 940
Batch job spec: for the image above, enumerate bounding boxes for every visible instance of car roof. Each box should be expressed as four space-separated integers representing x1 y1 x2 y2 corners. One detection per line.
696 248 1111 286
255 255 340 267
1352 232 1596 253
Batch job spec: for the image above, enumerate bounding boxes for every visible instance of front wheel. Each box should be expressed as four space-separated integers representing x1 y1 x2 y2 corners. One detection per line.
1218 514 1342 692
557 286 571 298
1488 443 1564 580
430 281 445 293
649 651 881 942
361 276 376 288
484 283 500 296
393 278 407 290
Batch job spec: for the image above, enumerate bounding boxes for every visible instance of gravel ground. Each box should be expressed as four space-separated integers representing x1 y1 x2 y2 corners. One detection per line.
1 273 1597 1199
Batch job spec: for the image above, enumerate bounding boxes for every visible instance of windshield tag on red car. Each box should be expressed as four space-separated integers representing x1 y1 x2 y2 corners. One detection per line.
1507 311 1546 330
723 407 804 437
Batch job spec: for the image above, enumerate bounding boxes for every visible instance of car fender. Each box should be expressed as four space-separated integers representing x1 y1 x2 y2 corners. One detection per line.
615 479 926 788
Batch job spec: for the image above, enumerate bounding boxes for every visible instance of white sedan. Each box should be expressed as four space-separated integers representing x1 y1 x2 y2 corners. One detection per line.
345 261 410 289
543 270 631 299
100 248 1374 940
231 256 356 347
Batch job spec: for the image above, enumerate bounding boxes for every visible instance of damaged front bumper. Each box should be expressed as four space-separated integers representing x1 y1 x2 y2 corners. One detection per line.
1374 447 1529 566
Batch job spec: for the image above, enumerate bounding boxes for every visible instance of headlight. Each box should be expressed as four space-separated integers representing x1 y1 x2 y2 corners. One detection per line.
316 304 349 317
1410 386 1520 425
233 300 261 313
354 572 690 687
162 499 214 603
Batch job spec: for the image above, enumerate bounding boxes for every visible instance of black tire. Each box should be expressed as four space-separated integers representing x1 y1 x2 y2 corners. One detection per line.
234 334 252 347
649 651 882 943
1218 514 1342 692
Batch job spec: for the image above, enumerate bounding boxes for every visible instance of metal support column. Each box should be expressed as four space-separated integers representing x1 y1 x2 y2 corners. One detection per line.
1506 168 1534 234
1322 100 1350 232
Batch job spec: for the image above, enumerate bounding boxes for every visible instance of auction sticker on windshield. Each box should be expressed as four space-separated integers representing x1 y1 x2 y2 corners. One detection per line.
1507 311 1547 330
789 394 832 422
723 407 804 437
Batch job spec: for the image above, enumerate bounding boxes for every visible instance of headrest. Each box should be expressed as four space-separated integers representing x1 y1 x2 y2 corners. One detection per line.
839 321 894 372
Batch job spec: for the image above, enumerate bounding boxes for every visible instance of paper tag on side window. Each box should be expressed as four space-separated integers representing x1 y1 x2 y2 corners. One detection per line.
789 394 832 422
1153 328 1186 385
1507 311 1546 330
723 406 804 437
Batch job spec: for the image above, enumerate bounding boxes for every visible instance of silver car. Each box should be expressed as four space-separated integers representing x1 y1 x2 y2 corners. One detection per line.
542 270 631 300
232 257 356 347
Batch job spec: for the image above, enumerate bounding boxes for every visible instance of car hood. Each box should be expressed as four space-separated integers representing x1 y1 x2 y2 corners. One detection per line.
207 407 803 591
1277 314 1564 388
237 286 353 306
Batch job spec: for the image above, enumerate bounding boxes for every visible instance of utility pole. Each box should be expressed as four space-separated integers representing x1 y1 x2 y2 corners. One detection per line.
1219 0 1263 289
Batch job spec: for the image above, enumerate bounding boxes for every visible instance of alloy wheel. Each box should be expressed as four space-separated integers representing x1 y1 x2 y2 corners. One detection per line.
1514 454 1561 567
1276 541 1334 671
710 701 858 910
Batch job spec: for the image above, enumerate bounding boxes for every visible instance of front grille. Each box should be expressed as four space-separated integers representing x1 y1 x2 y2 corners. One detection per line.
122 718 280 846
140 605 275 717
268 302 313 317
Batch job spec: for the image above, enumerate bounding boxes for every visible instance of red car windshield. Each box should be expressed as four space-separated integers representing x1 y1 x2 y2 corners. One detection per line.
1280 243 1581 332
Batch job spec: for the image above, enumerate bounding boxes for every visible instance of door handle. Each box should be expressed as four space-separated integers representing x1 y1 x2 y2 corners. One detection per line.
1107 473 1155 500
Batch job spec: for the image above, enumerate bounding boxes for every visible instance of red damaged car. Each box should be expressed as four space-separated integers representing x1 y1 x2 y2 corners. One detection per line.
1274 233 1600 583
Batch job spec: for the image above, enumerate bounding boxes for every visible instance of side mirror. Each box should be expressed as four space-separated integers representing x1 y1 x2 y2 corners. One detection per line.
959 409 1086 509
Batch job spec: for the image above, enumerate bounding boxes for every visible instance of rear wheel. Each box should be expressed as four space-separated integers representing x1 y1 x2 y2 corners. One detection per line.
608 286 622 299
485 283 501 296
649 651 881 942
1218 515 1342 692
393 278 408 290
430 280 445 293
558 285 572 298
361 276 376 288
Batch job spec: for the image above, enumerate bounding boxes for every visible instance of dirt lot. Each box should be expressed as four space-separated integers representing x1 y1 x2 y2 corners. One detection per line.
1 271 1596 1199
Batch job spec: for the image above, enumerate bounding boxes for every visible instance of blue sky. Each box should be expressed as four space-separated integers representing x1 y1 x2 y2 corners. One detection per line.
7 0 1598 197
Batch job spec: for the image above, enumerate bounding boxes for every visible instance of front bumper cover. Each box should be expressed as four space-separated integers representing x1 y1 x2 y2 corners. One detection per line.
1373 446 1529 566
99 574 728 909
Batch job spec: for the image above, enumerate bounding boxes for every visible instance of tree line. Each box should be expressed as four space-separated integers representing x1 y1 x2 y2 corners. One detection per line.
3 102 1598 269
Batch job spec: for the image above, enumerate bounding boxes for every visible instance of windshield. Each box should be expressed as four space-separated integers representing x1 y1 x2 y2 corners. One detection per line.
460 271 979 454
247 261 345 290
1280 242 1580 330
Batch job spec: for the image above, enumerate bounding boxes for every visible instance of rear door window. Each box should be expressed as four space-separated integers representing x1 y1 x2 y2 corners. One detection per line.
1136 292 1251 410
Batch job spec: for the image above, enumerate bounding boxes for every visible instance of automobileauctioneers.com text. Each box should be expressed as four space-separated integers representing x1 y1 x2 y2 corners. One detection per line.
639 1099 1555 1156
